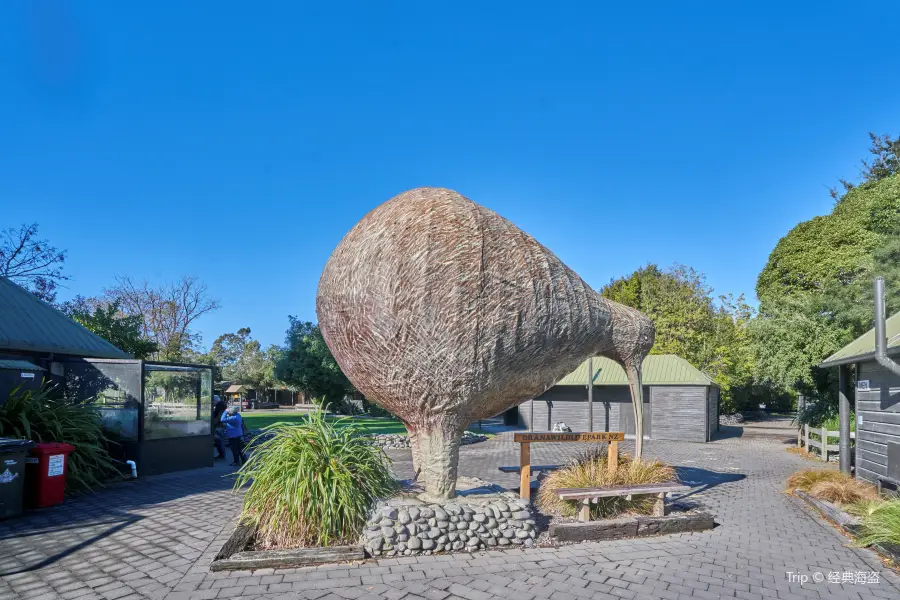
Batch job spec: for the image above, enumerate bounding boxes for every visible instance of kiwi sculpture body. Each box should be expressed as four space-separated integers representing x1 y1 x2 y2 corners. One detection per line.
317 188 654 498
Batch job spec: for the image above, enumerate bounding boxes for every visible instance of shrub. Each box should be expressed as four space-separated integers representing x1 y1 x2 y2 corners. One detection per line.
328 397 364 416
537 446 675 519
850 499 900 548
0 385 121 492
233 410 396 548
820 413 855 433
795 398 853 429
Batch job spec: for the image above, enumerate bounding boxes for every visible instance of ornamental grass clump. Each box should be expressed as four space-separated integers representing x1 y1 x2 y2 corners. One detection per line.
787 469 878 506
848 499 900 548
233 410 396 548
537 446 675 519
808 479 879 506
785 469 846 492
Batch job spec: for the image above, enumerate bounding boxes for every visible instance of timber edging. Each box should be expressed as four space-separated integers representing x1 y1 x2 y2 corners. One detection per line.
210 523 365 571
793 489 900 565
549 512 715 542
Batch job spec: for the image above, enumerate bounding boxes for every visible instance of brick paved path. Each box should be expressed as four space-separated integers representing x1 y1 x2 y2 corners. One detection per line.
2 433 899 600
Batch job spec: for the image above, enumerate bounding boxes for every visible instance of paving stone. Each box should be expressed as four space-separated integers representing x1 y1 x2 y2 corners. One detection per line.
1 435 900 600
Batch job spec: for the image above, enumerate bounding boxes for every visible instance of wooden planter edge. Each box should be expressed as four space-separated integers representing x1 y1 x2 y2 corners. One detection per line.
549 512 715 542
210 523 366 571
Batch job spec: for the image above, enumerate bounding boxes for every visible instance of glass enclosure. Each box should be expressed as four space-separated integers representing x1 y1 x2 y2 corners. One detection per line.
59 358 214 476
61 358 213 441
64 359 142 441
143 363 212 439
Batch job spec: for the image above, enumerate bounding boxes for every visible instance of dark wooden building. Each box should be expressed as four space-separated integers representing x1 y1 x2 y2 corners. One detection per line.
0 276 129 400
0 277 214 476
513 354 719 442
819 311 900 489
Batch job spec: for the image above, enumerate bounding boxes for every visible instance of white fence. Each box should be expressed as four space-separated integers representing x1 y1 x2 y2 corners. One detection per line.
797 424 855 462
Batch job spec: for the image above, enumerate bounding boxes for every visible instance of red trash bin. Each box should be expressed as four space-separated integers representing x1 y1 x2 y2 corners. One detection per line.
25 443 75 509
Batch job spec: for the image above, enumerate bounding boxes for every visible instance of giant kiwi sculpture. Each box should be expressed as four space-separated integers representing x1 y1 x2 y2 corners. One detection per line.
317 188 654 499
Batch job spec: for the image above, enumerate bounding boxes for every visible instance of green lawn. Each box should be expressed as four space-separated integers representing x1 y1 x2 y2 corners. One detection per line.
240 411 494 436
241 411 408 434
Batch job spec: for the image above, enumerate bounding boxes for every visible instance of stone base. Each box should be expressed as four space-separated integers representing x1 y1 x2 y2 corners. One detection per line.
362 477 538 557
549 512 715 542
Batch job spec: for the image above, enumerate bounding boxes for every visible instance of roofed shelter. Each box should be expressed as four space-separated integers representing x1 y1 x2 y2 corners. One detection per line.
0 277 214 476
819 292 900 488
514 354 720 442
0 276 129 399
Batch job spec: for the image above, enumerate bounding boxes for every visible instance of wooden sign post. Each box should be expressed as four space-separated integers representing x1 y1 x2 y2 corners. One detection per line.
512 432 625 500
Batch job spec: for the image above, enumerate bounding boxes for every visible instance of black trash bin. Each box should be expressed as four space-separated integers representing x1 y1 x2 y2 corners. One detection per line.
0 438 35 519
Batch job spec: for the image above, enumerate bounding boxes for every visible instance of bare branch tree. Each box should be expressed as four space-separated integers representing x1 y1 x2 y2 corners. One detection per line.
104 275 220 361
0 223 68 302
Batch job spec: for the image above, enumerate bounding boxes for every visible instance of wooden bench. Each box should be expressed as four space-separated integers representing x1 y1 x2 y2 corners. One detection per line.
556 482 691 521
498 465 561 474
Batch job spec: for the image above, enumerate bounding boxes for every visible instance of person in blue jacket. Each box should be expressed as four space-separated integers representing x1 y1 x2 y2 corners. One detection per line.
220 405 248 466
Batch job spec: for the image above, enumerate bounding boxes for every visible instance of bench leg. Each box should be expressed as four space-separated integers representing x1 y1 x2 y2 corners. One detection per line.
653 492 665 517
578 500 591 522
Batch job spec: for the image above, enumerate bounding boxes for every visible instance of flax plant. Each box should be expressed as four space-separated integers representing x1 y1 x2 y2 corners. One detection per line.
233 410 396 548
0 385 121 492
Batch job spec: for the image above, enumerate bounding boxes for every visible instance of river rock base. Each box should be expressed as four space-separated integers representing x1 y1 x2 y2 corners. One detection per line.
362 477 537 557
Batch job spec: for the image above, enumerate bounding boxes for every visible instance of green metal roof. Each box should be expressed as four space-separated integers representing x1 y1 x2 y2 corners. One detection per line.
819 311 900 368
0 359 45 371
556 354 716 386
0 277 130 359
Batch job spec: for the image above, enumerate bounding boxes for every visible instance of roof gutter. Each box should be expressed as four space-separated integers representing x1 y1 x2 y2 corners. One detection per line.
874 277 900 377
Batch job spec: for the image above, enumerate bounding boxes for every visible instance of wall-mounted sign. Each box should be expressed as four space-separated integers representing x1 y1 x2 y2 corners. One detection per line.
20 372 34 379
857 380 871 391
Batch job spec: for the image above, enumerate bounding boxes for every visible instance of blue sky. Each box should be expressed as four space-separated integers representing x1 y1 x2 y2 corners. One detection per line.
2 2 899 349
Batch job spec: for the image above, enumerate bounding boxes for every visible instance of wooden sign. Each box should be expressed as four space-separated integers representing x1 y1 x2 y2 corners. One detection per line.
513 431 624 500
514 432 624 443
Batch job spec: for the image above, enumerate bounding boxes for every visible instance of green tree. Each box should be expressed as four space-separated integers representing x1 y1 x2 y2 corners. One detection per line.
200 328 281 400
207 327 253 381
61 297 158 359
749 294 849 395
753 134 900 400
274 318 351 405
757 175 900 305
233 340 276 394
822 234 900 336
601 264 756 411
